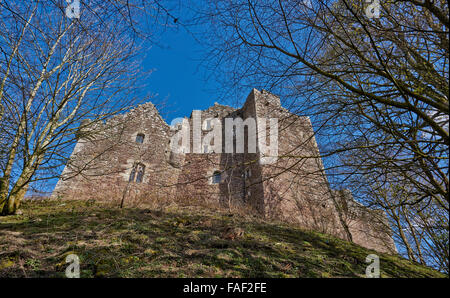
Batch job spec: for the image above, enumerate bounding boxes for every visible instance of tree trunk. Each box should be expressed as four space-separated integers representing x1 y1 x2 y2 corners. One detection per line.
1 178 29 215
331 190 353 242
392 210 417 262
403 207 426 265
0 177 9 212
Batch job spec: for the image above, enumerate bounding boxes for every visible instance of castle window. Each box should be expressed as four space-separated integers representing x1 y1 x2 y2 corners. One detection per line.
205 119 212 130
129 168 136 182
129 163 145 183
212 171 221 184
135 133 145 143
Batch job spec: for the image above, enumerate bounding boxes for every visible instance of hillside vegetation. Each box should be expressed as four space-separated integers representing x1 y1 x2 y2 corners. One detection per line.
0 199 445 278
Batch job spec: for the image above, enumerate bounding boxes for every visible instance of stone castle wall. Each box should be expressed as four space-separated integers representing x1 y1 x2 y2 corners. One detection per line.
53 89 396 253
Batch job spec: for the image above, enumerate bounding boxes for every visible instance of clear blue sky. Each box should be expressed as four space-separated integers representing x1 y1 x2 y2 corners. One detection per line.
143 26 224 125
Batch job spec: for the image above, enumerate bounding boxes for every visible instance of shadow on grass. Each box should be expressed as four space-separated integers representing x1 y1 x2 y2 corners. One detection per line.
0 200 445 278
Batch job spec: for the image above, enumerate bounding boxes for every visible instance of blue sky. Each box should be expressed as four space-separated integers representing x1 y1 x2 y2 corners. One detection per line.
143 25 223 125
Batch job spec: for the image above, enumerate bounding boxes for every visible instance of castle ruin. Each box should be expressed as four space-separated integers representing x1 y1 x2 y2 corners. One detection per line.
53 89 396 253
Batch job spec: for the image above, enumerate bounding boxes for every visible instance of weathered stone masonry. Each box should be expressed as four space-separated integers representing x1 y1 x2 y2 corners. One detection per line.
53 89 396 253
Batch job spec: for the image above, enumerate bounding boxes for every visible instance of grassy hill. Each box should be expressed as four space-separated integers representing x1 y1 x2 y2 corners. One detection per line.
0 199 445 278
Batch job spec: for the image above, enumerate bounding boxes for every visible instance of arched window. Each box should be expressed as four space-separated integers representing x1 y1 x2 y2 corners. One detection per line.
135 133 145 143
129 163 145 183
212 171 221 184
136 164 145 183
129 167 136 182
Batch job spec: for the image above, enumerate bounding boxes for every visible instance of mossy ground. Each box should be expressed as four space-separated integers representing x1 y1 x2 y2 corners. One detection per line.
0 199 445 278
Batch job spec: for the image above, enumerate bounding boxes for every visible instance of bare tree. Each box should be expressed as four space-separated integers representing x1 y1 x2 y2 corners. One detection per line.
0 0 180 215
196 0 448 270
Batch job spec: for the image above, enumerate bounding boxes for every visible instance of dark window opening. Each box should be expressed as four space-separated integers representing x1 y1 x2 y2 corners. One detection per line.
136 133 145 143
212 171 221 184
129 168 136 182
